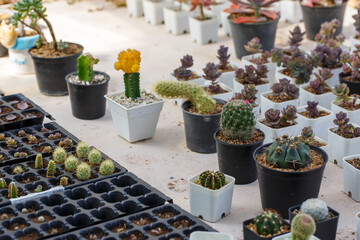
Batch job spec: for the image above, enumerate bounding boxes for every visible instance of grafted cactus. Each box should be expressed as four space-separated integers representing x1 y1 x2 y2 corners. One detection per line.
291 214 316 240
253 210 282 236
77 53 99 82
199 170 226 190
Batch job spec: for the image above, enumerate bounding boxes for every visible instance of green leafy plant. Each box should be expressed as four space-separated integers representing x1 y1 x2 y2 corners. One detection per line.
77 53 99 82
198 170 226 190
99 159 115 175
76 163 91 181
253 210 282 236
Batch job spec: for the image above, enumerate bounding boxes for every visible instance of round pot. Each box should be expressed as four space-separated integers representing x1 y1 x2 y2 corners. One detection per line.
253 143 328 218
214 129 265 184
65 71 110 120
301 2 347 40
228 16 279 59
0 43 8 57
182 99 224 154
339 72 360 95
30 43 83 96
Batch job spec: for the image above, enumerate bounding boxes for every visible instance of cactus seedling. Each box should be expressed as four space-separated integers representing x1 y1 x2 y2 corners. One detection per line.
59 176 69 186
76 141 90 159
14 151 28 158
12 165 24 174
88 148 102 165
291 214 316 240
8 182 18 199
34 185 43 193
0 178 6 189
253 210 282 236
198 170 226 190
64 155 79 172
52 147 67 164
99 159 115 175
300 198 328 222
37 216 45 222
21 208 28 213
35 154 43 169
58 138 73 148
42 146 52 153
77 53 99 82
76 163 91 181
47 160 56 177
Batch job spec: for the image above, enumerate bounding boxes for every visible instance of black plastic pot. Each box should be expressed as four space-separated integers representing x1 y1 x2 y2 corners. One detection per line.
301 2 347 40
215 129 264 184
29 43 83 96
242 218 290 240
253 143 328 218
289 204 340 240
65 71 110 120
228 17 279 59
182 100 224 154
0 43 8 57
339 72 360 95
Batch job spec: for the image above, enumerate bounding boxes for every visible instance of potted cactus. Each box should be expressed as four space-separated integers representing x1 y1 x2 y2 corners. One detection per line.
163 0 190 35
170 54 204 85
105 49 164 143
253 135 328 217
231 84 260 118
343 154 360 202
331 84 360 125
65 53 110 120
351 9 360 53
153 80 224 153
214 100 265 184
289 198 340 240
260 78 299 114
143 0 171 25
297 101 333 140
340 51 360 95
216 45 238 89
327 112 360 167
298 126 328 153
242 210 290 240
188 170 235 222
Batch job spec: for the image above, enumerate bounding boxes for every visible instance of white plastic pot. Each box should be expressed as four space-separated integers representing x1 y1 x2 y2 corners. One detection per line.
272 233 319 240
126 0 143 17
253 103 260 119
299 84 335 110
343 154 360 202
188 172 235 223
256 118 299 144
8 49 34 74
297 105 333 141
280 0 302 23
234 80 270 104
331 100 360 126
314 136 328 153
312 67 342 88
190 231 234 240
217 63 238 89
260 91 299 114
241 53 276 85
189 16 218 45
204 2 227 27
350 35 360 53
220 11 231 37
356 211 360 240
105 91 164 143
163 7 190 35
328 124 360 167
169 70 204 85
203 82 233 101
143 0 171 25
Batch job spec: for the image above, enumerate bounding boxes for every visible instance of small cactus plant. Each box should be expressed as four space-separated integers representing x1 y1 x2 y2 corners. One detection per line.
46 160 56 177
291 214 316 240
299 127 315 145
300 198 328 222
58 138 73 148
198 170 226 190
8 182 18 199
21 208 28 213
34 185 43 193
76 141 90 159
59 176 69 186
42 146 52 153
52 147 67 164
35 154 43 169
64 155 79 172
0 178 7 189
77 53 99 82
88 148 102 165
12 165 24 174
99 159 115 176
76 163 91 181
253 210 282 236
38 216 45 222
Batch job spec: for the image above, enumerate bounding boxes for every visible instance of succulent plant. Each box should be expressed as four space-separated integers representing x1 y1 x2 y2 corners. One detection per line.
264 106 297 128
26 134 37 144
308 69 332 95
315 19 345 48
271 78 299 101
52 147 67 164
153 81 216 114
17 130 26 137
354 8 360 36
8 182 18 199
305 101 320 118
189 0 211 20
0 178 6 189
282 105 298 123
6 139 17 149
264 109 281 127
232 84 258 104
173 55 194 81
77 53 99 82
60 176 69 186
14 151 28 158
99 159 115 176
76 163 91 181
288 26 305 49
88 148 102 165
64 155 79 172
220 100 255 141
333 112 360 138
12 165 24 174
38 216 45 222
253 210 282 236
48 132 62 140
342 53 360 83
266 135 312 169
333 83 350 103
235 65 268 85
291 214 316 240
46 160 56 177
35 154 43 169
76 141 90 159
311 45 348 69
299 127 315 144
40 127 49 132
203 62 223 94
42 146 52 153
217 45 230 70
34 185 43 193
58 138 73 148
300 198 328 222
199 170 226 190
244 38 271 64
21 208 28 213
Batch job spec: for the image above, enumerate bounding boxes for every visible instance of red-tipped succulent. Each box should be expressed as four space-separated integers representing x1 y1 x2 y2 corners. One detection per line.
305 101 320 118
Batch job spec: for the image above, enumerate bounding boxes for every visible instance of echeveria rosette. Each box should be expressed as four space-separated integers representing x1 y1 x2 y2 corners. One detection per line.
232 84 258 104
271 78 299 100
264 109 281 127
173 67 192 80
235 64 268 85
181 55 194 69
333 111 349 128
306 101 319 118
281 105 297 124
244 37 263 54
333 83 350 103
311 45 348 69
315 19 345 48
217 45 230 70
309 69 332 95
300 126 315 144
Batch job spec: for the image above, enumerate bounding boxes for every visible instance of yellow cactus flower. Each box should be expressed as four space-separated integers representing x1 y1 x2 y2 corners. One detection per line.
114 49 141 74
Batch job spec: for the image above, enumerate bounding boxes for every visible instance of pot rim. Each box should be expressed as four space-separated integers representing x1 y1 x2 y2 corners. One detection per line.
300 0 347 10
260 91 299 103
297 105 333 120
256 118 298 131
343 154 360 172
227 15 280 26
181 99 225 117
214 129 265 147
242 217 291 238
65 71 110 87
29 42 84 60
187 172 235 192
288 204 340 223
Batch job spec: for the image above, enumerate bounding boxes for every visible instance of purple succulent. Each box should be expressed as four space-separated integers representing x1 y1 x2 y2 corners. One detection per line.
173 67 192 80
282 105 297 122
181 55 193 68
333 111 349 128
315 19 345 48
235 64 268 85
355 127 360 137
203 62 222 82
265 109 281 126
271 78 299 100
288 84 300 99
311 45 348 69
244 37 263 54
232 84 258 104
5 114 17 121
306 101 319 118
288 25 305 49
300 126 315 144
271 83 283 94
217 45 230 70
17 102 29 110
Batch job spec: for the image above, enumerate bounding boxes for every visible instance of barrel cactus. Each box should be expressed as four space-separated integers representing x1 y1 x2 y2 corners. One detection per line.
47 160 56 177
220 100 255 141
291 214 316 240
64 155 79 172
253 210 282 236
12 165 24 174
76 141 90 159
76 163 91 181
52 147 67 164
8 182 18 199
0 178 6 189
99 159 115 175
35 154 43 169
266 135 313 170
60 176 69 186
88 148 102 165
198 170 226 190
300 198 328 222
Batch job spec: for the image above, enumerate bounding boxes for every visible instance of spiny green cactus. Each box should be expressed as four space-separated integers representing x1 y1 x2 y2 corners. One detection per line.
0 178 6 189
64 155 79 172
76 163 91 181
99 159 115 176
254 210 282 236
52 147 67 164
34 185 43 193
59 176 69 186
300 198 328 222
88 148 102 165
220 100 255 141
153 81 216 114
266 135 313 170
291 214 316 240
12 165 24 174
8 182 18 199
77 53 99 82
76 141 90 159
35 154 43 169
199 170 226 190
47 160 56 177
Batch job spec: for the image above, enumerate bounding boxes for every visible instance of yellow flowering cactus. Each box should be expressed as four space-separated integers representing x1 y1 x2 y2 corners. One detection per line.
114 49 141 99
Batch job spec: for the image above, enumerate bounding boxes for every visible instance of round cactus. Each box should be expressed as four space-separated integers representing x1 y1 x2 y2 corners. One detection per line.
266 135 313 170
99 159 115 176
59 176 69 186
220 100 255 141
12 165 24 174
64 155 79 172
76 141 90 159
8 182 18 199
199 170 226 190
38 216 45 222
253 210 282 236
76 163 91 181
88 148 102 165
35 154 43 169
291 214 316 240
300 198 328 222
47 160 56 177
52 147 67 164
21 208 28 213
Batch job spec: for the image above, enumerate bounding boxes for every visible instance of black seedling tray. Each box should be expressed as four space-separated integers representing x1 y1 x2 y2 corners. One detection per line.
0 93 54 131
0 172 172 239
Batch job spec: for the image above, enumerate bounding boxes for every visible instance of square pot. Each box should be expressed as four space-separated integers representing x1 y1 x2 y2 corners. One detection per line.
260 91 299 114
190 231 233 240
217 63 238 89
189 16 218 45
351 35 360 53
188 172 235 222
312 67 341 88
256 118 299 144
126 0 143 17
275 69 309 87
204 2 227 27
242 218 290 240
328 125 360 167
357 211 360 240
299 84 335 110
143 0 171 25
280 0 302 23
331 100 360 126
297 105 333 141
343 154 360 202
221 11 231 37
241 54 276 85
272 233 319 240
234 81 270 105
163 7 190 35
105 91 164 143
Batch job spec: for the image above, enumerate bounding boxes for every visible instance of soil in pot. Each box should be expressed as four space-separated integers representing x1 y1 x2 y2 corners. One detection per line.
175 72 201 81
23 111 43 119
298 110 330 118
204 86 228 95
0 213 15 221
218 65 237 73
83 229 106 240
131 217 154 225
0 107 13 114
29 215 52 224
109 223 128 233
186 103 223 115
30 43 82 58
265 94 297 103
217 129 264 145
246 222 290 238
155 211 176 219
45 227 64 235
259 119 296 129
32 145 53 153
12 101 33 110
345 158 360 169
304 85 332 95
17 232 40 240
309 139 326 148
1 114 23 122
147 226 170 236
7 222 27 231
171 219 191 229
121 231 146 240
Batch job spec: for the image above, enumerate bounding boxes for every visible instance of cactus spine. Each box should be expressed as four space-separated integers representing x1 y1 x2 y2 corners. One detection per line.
8 182 18 199
52 147 67 164
88 148 102 165
35 154 43 169
253 210 282 236
300 198 328 222
60 177 69 186
0 178 6 189
291 214 316 240
76 141 90 159
47 160 56 177
64 155 79 172
99 159 115 175
76 163 91 181
12 165 24 174
199 170 226 190
77 53 99 82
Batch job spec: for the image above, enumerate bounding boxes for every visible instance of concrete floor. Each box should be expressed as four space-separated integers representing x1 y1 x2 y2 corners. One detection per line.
0 1 359 239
